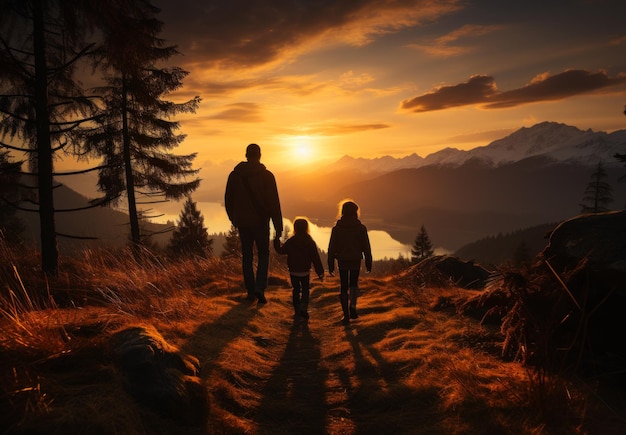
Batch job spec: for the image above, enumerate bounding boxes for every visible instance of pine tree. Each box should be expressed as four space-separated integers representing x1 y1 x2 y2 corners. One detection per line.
168 196 212 257
221 224 241 259
411 225 434 263
83 1 200 255
0 0 107 275
580 161 613 213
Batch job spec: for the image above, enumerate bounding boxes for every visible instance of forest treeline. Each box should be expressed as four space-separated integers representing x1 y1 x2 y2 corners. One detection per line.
453 222 558 268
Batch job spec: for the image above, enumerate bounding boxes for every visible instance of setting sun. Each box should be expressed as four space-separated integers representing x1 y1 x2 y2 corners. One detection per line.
287 135 318 162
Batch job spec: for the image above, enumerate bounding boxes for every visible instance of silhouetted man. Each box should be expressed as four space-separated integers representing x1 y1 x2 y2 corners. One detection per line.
225 144 283 303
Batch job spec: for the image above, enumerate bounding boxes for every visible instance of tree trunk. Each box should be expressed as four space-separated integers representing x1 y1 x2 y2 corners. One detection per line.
122 75 141 257
33 0 58 276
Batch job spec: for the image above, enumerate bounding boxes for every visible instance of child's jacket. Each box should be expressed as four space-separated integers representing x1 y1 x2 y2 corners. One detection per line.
327 216 373 272
274 233 324 277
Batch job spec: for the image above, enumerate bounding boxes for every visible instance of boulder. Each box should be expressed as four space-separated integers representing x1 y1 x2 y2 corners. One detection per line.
109 325 206 424
543 210 626 274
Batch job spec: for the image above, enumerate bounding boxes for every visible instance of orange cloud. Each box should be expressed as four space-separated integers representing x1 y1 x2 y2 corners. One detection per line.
401 69 626 112
207 103 263 122
313 123 390 135
279 122 390 136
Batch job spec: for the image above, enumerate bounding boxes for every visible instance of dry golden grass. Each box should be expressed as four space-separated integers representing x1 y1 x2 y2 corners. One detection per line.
1 244 625 434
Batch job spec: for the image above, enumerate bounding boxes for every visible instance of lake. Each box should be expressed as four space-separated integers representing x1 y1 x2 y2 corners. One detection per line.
155 202 414 261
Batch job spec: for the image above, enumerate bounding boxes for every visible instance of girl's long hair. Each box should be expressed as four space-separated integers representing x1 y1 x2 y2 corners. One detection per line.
337 199 359 219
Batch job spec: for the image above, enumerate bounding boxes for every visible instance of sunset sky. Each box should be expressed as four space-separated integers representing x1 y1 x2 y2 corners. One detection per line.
148 0 626 171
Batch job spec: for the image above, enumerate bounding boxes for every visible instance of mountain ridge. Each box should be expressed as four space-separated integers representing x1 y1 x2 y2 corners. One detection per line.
329 122 626 174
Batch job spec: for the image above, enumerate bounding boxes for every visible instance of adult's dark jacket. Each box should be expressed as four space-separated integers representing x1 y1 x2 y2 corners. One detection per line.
327 216 373 273
225 161 283 234
274 234 324 277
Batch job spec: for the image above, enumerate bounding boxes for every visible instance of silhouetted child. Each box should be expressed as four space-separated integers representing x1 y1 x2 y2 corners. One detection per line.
273 218 324 319
327 200 372 324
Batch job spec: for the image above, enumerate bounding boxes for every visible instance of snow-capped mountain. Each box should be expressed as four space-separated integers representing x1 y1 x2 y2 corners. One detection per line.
333 122 626 173
466 122 626 166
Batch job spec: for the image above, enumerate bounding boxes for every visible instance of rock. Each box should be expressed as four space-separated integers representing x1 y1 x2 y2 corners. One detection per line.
109 325 206 424
543 210 626 273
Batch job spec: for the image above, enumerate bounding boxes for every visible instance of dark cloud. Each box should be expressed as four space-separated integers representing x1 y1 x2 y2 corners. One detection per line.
401 75 497 111
485 70 626 108
154 0 461 68
401 70 626 112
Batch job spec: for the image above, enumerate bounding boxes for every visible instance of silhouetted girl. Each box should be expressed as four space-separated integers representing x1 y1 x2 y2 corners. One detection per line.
327 200 372 324
274 218 325 319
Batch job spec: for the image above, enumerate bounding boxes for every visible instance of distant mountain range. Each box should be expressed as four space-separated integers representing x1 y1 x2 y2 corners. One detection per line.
329 122 626 174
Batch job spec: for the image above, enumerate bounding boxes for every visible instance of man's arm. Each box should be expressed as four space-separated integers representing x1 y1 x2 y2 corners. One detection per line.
267 172 283 236
224 172 235 222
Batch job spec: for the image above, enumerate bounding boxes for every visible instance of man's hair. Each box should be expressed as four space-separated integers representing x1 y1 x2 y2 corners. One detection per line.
246 143 261 160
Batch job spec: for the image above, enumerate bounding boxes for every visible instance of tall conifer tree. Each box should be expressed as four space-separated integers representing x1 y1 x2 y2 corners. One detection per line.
0 0 102 275
83 0 200 253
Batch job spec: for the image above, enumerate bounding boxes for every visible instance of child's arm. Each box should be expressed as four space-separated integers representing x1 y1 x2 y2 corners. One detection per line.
327 228 336 276
311 241 325 280
273 236 285 254
362 226 373 272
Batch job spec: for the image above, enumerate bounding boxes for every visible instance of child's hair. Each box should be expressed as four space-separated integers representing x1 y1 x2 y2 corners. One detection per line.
338 199 359 219
293 218 309 234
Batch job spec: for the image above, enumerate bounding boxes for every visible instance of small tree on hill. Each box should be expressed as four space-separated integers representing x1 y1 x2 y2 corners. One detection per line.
579 161 613 213
168 196 212 258
221 224 241 259
411 225 434 263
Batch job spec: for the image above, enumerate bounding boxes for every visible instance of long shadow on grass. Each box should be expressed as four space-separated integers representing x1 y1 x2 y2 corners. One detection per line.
182 296 258 375
256 318 328 434
341 325 443 433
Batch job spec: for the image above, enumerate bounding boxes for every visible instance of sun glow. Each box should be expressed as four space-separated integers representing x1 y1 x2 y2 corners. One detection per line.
287 135 318 162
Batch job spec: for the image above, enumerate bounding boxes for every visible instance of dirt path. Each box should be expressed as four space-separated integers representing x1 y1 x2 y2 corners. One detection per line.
182 276 523 434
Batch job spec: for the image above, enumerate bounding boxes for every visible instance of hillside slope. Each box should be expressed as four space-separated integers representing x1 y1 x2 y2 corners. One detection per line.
16 183 173 252
280 157 626 251
3 258 624 434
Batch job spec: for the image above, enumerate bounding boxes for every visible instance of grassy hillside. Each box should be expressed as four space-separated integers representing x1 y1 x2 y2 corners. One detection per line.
1 243 624 434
